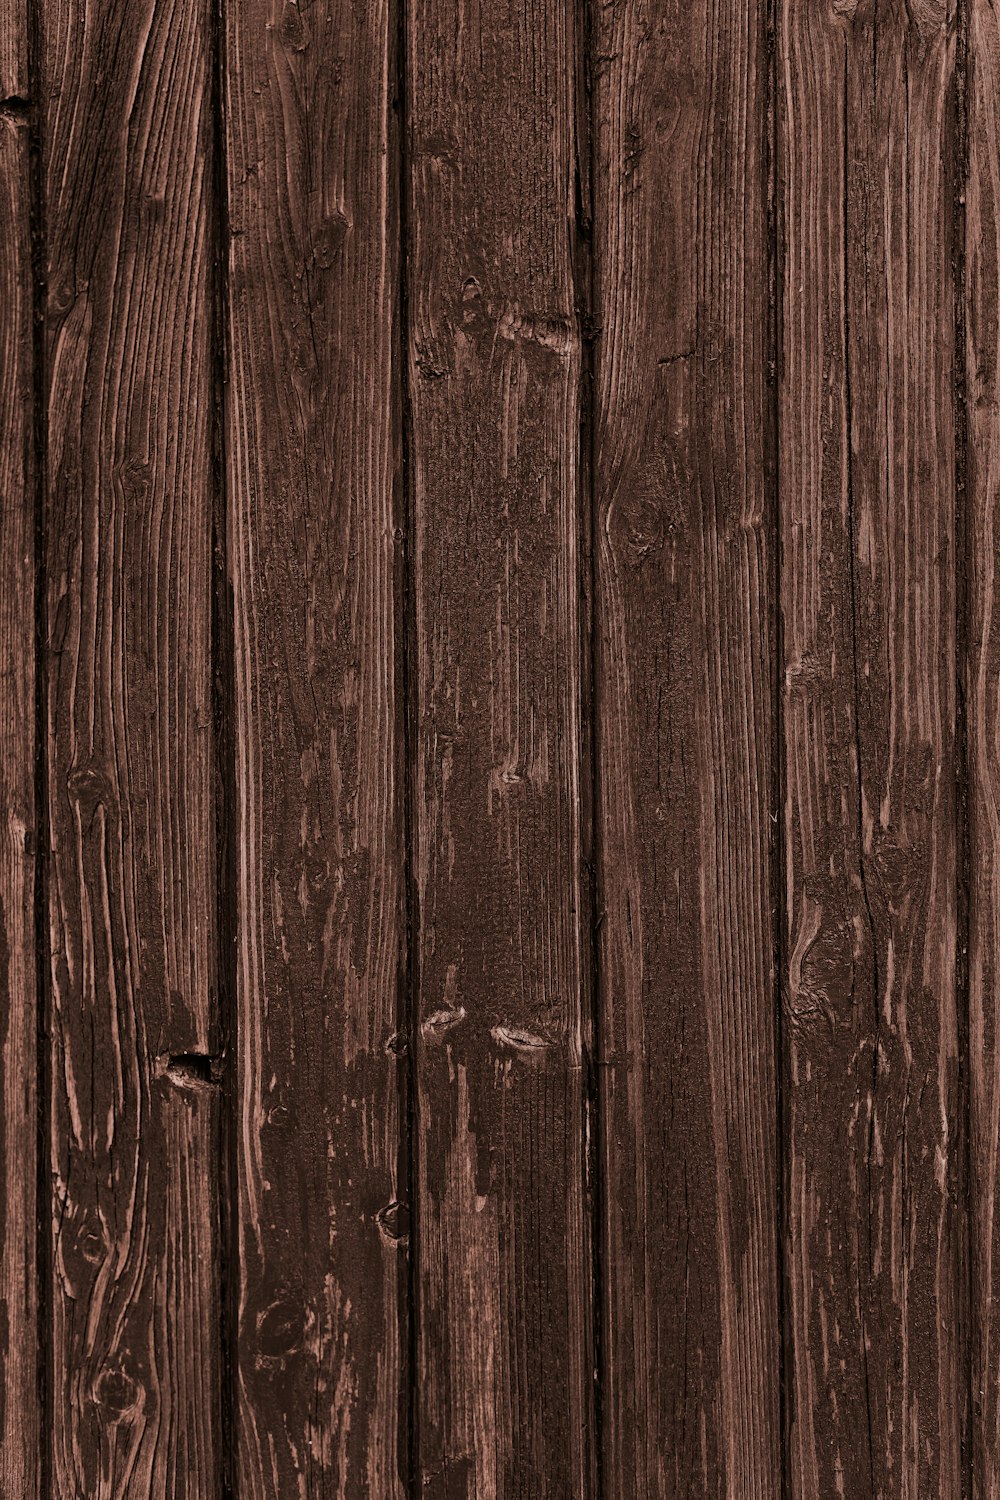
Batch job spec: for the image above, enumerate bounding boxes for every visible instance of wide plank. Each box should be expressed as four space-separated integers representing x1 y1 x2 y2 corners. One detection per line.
222 0 407 1493
778 0 962 1491
406 1 593 1493
41 0 221 1490
590 0 782 1491
0 6 38 1490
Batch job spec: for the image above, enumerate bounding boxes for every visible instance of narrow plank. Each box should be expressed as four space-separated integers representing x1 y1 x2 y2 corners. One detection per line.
0 4 38 1490
41 0 221 1491
778 0 962 1491
223 1 407 1494
967 3 1000 1491
406 2 592 1494
590 0 781 1491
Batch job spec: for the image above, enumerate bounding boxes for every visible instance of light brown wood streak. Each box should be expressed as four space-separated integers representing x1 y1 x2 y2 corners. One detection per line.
223 0 407 1494
968 2 1000 1491
0 2 38 1488
406 0 592 1494
41 0 221 1491
779 0 962 1491
591 0 781 1491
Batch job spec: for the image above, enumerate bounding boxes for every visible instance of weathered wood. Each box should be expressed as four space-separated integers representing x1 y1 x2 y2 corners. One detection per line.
778 0 962 1491
967 4 1000 1492
0 3 38 1488
406 2 592 1493
222 0 407 1494
41 0 221 1490
590 0 781 1492
0 0 27 110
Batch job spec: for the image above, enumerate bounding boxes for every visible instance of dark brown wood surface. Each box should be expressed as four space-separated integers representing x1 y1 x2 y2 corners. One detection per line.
969 0 1000 1492
0 0 995 1493
222 0 407 1494
778 0 963 1492
591 0 781 1489
40 0 221 1491
0 2 37 1490
405 1 592 1493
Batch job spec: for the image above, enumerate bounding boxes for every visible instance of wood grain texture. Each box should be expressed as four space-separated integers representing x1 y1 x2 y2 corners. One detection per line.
968 3 1000 1491
590 0 781 1491
41 0 221 1490
406 2 592 1495
0 2 37 1486
778 0 962 1491
222 0 407 1494
0 0 27 107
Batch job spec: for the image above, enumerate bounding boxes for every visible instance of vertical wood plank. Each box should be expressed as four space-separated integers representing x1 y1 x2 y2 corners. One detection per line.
590 0 781 1491
41 0 221 1491
968 0 1000 1490
0 3 38 1490
406 3 592 1494
223 0 407 1494
778 0 962 1491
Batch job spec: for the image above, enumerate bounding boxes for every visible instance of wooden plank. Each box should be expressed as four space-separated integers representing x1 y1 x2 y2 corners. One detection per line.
778 0 962 1492
967 3 1000 1491
406 2 592 1494
0 4 38 1490
0 0 27 110
222 1 407 1495
41 0 221 1491
590 0 781 1492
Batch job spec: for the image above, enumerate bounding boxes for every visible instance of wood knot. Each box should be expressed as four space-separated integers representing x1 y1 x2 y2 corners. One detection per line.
491 1024 550 1055
66 759 113 821
420 1006 466 1042
376 1200 409 1244
113 457 153 506
93 1363 142 1420
0 95 30 124
312 210 351 269
155 1052 222 1090
256 1294 306 1360
276 1 308 50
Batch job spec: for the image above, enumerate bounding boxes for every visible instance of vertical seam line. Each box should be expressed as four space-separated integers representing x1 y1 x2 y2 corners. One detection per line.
954 0 973 1489
395 0 420 1487
767 0 790 1488
208 0 237 1492
577 0 604 1492
27 0 51 1492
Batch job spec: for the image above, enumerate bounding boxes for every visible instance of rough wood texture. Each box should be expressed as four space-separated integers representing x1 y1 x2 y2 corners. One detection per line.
0 0 26 108
41 0 221 1491
406 0 592 1493
968 3 1000 1491
223 1 407 1494
3 0 991 1491
778 0 962 1491
591 0 781 1492
0 4 37 1487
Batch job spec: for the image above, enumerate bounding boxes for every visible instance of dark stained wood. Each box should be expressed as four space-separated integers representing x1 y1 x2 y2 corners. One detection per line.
222 1 407 1494
590 0 781 1492
778 0 963 1492
0 4 38 1489
406 2 592 1494
967 3 1000 1491
40 0 221 1490
2 0 987 1490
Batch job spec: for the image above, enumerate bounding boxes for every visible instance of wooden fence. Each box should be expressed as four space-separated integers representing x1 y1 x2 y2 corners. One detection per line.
0 0 993 1493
